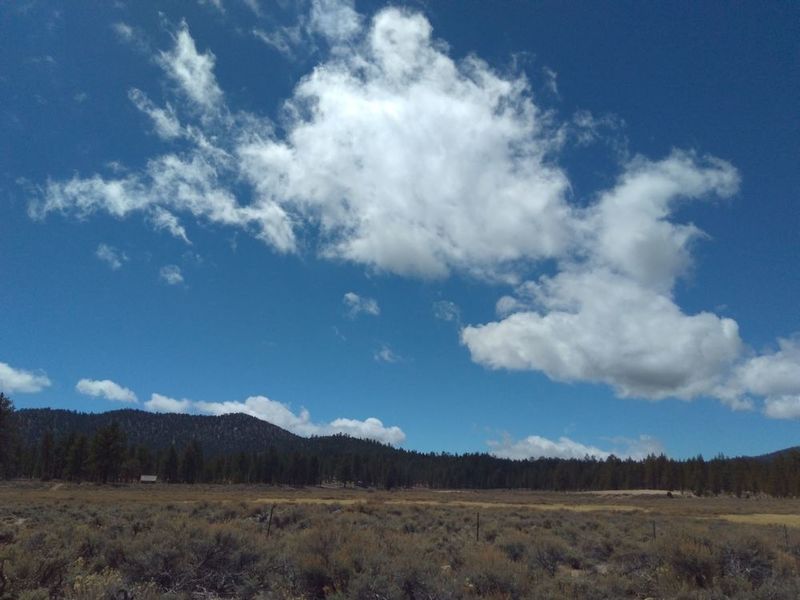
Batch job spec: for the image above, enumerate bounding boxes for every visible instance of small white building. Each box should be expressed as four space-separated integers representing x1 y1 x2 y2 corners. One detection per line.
140 475 158 483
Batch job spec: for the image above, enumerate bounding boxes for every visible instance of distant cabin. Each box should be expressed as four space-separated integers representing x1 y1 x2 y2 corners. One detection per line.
140 475 157 483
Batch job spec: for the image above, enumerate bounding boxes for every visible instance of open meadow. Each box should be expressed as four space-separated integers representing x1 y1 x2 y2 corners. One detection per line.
3 483 800 599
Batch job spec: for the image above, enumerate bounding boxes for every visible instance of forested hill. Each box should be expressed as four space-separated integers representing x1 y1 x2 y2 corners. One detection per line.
9 406 800 496
15 408 386 457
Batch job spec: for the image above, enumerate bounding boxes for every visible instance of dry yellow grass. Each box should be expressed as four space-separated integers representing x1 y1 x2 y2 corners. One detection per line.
4 482 800 598
717 513 800 527
256 496 648 513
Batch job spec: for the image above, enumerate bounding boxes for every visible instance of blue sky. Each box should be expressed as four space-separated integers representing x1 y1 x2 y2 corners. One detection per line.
1 0 798 460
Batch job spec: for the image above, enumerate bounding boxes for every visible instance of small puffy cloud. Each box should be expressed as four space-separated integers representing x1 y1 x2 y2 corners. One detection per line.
76 378 137 403
196 395 314 434
488 433 664 460
112 22 134 42
309 0 362 44
145 393 192 413
717 338 800 418
732 338 800 399
327 416 405 445
605 435 666 460
159 264 184 285
111 22 148 52
0 361 51 394
96 243 127 270
158 21 223 110
763 396 800 420
182 394 405 444
374 344 400 363
252 0 359 58
432 300 460 323
343 292 380 318
489 434 610 460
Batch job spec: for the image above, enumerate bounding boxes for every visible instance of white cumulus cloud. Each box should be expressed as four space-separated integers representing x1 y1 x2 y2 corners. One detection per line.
717 338 800 418
34 9 570 279
238 7 571 279
198 396 406 444
149 393 405 444
488 433 664 460
145 393 193 413
463 153 748 402
309 0 362 44
27 4 800 414
76 378 138 403
0 361 51 394
463 268 742 401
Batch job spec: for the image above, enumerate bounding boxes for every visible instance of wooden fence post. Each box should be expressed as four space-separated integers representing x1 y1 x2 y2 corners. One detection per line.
476 512 480 542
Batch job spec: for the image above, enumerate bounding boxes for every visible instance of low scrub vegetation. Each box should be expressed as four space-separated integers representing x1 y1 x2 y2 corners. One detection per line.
3 484 800 599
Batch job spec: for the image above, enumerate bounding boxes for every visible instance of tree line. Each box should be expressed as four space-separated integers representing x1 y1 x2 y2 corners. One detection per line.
2 394 799 495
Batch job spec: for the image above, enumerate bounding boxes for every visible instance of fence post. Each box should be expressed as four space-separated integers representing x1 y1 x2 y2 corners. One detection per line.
476 512 480 542
652 520 657 541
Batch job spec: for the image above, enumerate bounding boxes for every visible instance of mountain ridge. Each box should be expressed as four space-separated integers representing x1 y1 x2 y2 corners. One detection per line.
15 407 392 458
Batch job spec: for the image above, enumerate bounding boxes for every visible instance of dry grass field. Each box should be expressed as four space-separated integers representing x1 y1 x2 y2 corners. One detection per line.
3 483 800 599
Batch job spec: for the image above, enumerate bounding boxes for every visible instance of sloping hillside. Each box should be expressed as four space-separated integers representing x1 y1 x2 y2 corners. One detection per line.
15 408 302 456
15 408 396 458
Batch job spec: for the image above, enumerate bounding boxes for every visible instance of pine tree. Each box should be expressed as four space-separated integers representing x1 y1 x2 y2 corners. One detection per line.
163 445 179 483
39 430 55 481
66 434 89 481
180 440 203 483
0 393 16 478
89 422 127 483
